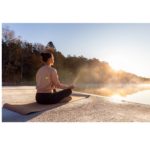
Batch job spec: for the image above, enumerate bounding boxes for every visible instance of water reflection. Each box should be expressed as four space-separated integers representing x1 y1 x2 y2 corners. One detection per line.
123 90 150 105
76 84 150 105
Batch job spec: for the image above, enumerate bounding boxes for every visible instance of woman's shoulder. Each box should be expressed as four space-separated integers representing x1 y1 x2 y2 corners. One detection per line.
38 65 56 71
49 66 57 73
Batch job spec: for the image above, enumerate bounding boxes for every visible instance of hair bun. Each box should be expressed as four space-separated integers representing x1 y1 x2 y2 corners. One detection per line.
40 53 45 57
40 52 52 62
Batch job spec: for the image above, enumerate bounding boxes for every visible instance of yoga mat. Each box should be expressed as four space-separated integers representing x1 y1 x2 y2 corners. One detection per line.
3 94 90 115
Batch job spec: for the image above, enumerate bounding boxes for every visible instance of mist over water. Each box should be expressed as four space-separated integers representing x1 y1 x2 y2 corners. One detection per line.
70 61 150 105
74 81 150 105
75 83 150 95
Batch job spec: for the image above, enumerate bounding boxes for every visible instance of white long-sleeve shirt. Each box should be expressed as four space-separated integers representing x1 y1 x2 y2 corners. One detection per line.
36 65 68 93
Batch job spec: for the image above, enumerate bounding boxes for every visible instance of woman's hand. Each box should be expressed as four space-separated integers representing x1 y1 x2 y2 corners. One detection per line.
67 84 75 89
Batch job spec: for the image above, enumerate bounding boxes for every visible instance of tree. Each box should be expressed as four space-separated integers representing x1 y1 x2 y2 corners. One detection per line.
46 41 56 53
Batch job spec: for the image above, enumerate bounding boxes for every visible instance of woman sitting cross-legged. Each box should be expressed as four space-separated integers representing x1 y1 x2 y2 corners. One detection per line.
35 52 75 104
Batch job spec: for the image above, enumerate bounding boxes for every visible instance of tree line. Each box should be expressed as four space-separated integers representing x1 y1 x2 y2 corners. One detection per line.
2 27 150 85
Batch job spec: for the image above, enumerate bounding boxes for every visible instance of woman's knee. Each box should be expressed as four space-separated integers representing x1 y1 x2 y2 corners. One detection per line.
65 88 72 95
59 88 72 97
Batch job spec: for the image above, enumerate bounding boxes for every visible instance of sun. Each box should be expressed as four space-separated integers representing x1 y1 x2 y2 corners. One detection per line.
103 49 148 78
107 54 125 71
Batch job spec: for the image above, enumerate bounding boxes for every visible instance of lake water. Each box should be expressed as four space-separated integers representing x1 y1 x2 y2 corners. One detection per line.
109 84 150 105
110 90 150 105
76 84 150 105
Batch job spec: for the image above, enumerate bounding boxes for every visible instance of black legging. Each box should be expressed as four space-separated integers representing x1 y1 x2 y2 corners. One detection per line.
36 89 72 104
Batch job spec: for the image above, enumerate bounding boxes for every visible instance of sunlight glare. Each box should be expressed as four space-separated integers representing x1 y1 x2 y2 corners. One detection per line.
110 94 124 103
101 47 149 77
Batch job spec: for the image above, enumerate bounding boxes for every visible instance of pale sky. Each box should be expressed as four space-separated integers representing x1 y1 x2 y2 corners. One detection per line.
2 23 150 78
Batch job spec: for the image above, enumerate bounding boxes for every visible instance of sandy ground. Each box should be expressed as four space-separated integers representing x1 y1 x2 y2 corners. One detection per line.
2 86 150 122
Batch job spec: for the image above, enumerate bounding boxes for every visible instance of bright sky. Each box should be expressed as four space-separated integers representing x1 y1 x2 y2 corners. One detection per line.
2 23 150 78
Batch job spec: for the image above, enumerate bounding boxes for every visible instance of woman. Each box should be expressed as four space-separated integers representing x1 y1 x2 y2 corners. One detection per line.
35 52 74 104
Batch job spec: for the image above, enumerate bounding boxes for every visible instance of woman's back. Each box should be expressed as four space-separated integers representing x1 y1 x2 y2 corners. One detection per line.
36 65 54 93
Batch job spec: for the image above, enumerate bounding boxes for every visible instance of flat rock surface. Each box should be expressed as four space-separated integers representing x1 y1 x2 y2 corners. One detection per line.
2 86 150 122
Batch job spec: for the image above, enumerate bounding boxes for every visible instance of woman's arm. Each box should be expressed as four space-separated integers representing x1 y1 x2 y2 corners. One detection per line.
51 69 74 89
